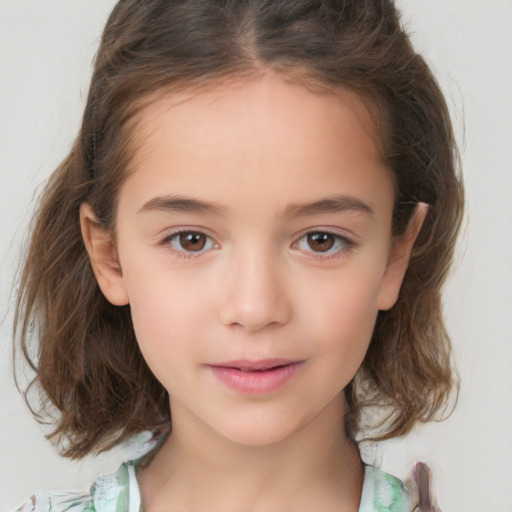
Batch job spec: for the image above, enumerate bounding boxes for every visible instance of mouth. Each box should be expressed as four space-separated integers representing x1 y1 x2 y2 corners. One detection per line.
215 359 297 371
207 359 303 394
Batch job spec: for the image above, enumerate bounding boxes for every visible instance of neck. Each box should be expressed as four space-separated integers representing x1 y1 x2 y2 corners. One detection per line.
140 395 362 512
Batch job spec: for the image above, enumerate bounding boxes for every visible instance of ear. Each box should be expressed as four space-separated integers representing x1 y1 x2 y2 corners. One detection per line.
80 203 129 306
377 202 429 311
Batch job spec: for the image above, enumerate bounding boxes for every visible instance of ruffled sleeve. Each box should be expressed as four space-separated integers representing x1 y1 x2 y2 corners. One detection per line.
359 465 412 511
9 461 139 512
10 489 94 512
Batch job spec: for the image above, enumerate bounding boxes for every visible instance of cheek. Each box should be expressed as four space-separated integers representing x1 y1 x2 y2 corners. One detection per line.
120 262 195 364
120 256 222 385
303 267 382 357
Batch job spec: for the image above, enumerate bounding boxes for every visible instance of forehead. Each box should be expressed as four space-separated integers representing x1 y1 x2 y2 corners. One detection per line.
131 74 382 156
119 74 394 218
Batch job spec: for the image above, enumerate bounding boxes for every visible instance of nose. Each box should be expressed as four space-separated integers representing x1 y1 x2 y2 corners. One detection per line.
219 248 292 332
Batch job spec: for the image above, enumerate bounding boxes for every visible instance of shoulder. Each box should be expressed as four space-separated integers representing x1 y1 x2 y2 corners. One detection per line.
10 431 161 512
359 465 413 512
9 462 140 512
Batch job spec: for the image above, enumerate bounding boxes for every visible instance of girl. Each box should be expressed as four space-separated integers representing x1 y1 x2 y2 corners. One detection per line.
11 0 463 511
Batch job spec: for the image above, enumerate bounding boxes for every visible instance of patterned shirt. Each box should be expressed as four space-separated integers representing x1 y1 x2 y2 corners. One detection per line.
12 462 413 512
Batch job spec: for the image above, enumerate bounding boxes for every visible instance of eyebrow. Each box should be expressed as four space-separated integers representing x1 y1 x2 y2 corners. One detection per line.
138 193 373 218
139 195 227 216
281 195 373 218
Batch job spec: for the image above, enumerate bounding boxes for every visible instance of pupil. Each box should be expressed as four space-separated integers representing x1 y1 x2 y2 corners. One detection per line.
179 232 206 251
307 232 334 252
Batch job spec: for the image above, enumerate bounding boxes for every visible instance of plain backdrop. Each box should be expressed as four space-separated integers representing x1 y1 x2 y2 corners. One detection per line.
1 1 511 510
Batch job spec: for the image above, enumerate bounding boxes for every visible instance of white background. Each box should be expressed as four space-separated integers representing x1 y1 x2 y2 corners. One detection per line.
1 1 511 510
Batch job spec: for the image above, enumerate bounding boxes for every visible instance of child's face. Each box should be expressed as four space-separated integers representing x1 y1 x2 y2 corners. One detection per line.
84 75 414 446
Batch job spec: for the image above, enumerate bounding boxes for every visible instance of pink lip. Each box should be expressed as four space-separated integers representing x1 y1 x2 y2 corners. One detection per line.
207 359 303 394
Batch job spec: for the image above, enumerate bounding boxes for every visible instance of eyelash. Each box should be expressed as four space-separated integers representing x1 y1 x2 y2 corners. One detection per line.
160 229 356 260
292 230 355 261
160 230 218 258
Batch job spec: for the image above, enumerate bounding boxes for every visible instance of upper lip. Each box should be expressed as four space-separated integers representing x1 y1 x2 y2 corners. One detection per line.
208 359 300 371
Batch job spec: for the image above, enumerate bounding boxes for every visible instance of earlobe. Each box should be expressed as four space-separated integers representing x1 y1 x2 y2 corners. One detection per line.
79 203 129 306
377 202 429 311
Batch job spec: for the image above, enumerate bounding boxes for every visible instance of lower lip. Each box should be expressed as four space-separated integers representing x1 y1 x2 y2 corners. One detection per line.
208 363 302 394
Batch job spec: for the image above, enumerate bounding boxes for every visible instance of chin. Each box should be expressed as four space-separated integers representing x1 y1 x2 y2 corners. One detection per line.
211 413 310 448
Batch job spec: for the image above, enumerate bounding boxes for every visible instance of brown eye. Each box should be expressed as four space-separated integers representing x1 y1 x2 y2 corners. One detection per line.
306 232 335 252
178 232 207 252
165 230 216 256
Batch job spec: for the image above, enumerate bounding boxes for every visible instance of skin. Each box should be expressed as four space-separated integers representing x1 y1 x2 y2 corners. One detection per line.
81 73 426 511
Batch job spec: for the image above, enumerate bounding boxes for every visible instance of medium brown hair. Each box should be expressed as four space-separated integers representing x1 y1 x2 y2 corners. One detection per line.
15 0 464 458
